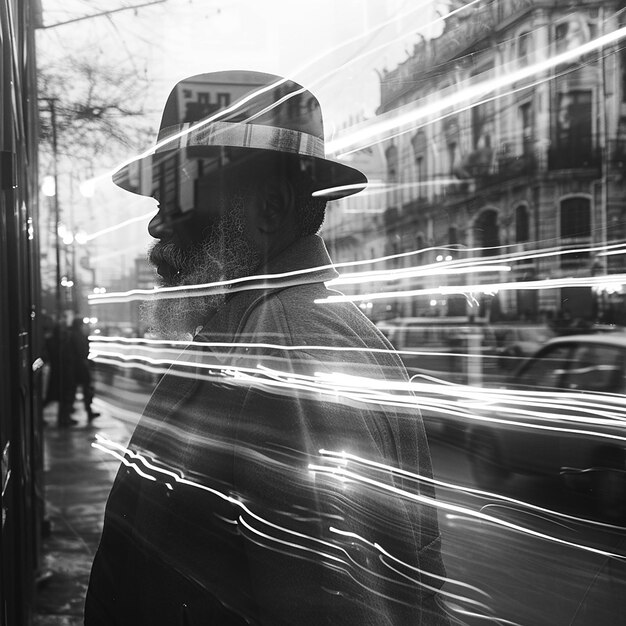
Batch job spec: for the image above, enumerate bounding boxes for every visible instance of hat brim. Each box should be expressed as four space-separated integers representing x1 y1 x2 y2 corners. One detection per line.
112 146 368 201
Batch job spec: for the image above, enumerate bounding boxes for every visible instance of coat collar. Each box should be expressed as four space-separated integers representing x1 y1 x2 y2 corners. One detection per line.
194 235 337 342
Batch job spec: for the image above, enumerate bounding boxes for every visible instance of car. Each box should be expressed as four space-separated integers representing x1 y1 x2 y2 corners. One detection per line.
376 316 496 384
466 332 626 520
491 323 555 369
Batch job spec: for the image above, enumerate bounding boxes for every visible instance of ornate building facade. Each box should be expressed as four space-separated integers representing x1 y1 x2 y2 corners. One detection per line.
324 0 626 324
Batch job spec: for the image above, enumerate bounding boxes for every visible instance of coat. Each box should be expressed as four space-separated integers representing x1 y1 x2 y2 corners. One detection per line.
85 235 449 625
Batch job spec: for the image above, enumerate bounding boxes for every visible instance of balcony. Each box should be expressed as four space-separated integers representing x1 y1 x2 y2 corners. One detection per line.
547 146 601 171
495 152 536 178
459 146 537 186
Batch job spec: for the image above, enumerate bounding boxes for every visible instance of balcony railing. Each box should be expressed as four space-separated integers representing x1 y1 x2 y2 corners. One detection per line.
458 148 537 185
547 146 601 171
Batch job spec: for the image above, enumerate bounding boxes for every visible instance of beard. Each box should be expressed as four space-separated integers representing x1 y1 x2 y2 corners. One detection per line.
143 196 261 339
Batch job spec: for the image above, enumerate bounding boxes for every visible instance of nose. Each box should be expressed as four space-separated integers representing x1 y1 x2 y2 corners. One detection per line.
148 208 174 239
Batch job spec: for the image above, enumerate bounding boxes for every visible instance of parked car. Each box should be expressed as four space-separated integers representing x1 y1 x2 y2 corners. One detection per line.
466 332 626 520
376 316 496 384
491 324 555 370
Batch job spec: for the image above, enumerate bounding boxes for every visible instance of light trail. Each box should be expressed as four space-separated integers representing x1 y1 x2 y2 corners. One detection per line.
87 240 626 306
325 24 626 157
83 209 155 241
316 273 626 305
328 264 512 287
290 0 475 89
91 429 621 623
320 449 626 532
92 343 626 445
81 0 467 191
91 433 468 607
308 462 626 561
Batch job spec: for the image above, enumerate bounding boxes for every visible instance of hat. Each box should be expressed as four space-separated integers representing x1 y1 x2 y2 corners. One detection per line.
112 70 367 200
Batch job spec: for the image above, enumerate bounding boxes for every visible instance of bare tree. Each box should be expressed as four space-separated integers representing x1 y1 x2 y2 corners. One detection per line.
38 55 154 172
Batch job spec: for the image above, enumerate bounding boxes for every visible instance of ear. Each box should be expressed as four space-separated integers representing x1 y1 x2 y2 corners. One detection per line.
256 176 295 234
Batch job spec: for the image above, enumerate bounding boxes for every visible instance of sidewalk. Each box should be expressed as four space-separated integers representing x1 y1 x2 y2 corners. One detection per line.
34 399 132 625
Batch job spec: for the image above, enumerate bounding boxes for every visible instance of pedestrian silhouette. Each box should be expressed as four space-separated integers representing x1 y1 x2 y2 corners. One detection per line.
70 318 101 423
45 321 78 427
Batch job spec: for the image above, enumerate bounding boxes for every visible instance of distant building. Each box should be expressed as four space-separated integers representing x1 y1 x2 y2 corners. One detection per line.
327 0 626 324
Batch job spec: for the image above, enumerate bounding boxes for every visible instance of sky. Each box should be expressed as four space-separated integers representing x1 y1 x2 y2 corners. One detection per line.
36 0 448 286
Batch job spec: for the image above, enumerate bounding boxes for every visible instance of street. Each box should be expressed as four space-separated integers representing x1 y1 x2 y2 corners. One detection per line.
94 373 626 625
430 437 626 624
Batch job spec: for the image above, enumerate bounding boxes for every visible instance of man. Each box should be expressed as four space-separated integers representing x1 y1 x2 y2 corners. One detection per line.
69 318 101 423
86 71 449 625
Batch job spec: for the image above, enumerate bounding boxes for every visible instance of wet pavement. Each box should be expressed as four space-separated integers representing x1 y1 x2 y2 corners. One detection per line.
34 397 134 625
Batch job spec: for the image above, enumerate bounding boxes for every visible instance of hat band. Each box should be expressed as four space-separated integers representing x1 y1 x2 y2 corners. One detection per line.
156 121 326 159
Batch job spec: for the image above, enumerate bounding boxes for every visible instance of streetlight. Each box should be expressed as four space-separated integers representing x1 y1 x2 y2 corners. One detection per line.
57 223 93 312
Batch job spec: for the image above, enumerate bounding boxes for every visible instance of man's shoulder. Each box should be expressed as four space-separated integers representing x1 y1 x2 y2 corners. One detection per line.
244 284 393 351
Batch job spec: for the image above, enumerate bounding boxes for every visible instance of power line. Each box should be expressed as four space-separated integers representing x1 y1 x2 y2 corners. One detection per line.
39 0 168 29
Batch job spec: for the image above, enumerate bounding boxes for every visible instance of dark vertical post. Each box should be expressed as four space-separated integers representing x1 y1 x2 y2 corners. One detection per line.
48 98 62 322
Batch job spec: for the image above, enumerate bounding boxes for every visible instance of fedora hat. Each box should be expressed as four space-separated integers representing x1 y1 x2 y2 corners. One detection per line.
113 70 367 200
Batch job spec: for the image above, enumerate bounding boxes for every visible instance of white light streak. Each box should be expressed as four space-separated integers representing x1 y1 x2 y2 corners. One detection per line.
316 273 626 305
308 463 626 561
87 241 626 306
83 210 156 241
326 25 626 156
319 449 626 531
91 433 453 599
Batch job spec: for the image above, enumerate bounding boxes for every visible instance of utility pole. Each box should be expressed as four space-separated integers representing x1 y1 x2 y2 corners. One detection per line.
37 0 165 320
48 97 62 322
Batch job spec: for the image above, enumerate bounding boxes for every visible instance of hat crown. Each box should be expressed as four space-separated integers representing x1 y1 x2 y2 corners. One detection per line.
158 70 324 142
112 70 367 199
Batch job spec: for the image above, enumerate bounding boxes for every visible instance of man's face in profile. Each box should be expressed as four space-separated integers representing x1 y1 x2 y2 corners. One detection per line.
144 170 261 338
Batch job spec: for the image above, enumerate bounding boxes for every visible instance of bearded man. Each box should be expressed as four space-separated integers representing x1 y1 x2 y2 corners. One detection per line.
85 71 450 625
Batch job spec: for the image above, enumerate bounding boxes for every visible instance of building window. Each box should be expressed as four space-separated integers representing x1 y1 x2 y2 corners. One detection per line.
552 90 593 168
288 91 301 119
471 96 494 151
520 102 533 155
197 92 210 104
217 92 230 107
391 239 400 268
475 209 500 257
448 226 458 246
386 144 398 182
447 141 458 175
561 197 591 239
560 197 591 269
515 205 530 242
386 144 399 210
557 91 592 148
518 32 530 66
555 16 590 55
415 156 424 196
411 130 427 198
